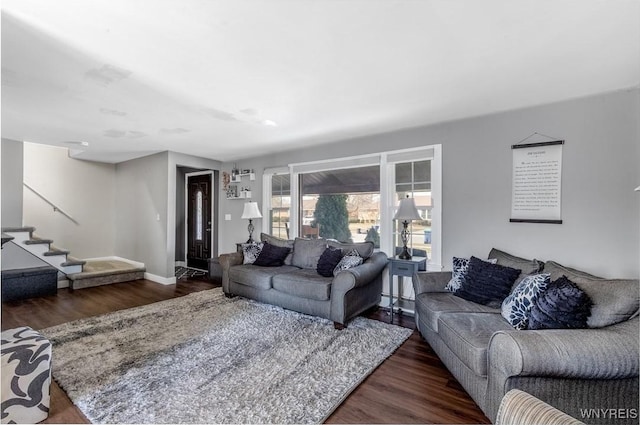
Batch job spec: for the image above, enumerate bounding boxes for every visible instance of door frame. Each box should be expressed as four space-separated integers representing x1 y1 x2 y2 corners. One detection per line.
184 170 215 267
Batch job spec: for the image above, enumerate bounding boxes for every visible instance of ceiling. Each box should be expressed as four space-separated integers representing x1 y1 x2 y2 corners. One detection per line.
2 0 638 164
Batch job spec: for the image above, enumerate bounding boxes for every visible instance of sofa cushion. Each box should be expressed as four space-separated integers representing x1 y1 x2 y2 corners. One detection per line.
253 242 291 267
541 261 639 328
415 292 499 332
566 275 639 328
501 273 551 330
528 276 592 330
316 247 343 277
291 238 327 269
272 269 332 301
455 257 521 308
260 233 294 265
438 312 512 376
241 242 263 264
488 248 544 284
542 260 602 282
229 265 299 290
327 240 374 259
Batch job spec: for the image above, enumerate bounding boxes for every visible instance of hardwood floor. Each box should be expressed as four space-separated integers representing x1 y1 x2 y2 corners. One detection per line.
1 277 489 424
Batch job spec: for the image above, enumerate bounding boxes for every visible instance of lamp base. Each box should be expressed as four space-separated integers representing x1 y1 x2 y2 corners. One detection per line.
246 219 255 244
398 246 412 260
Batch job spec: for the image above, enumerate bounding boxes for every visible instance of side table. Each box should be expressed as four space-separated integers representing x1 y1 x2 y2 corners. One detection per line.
387 256 427 323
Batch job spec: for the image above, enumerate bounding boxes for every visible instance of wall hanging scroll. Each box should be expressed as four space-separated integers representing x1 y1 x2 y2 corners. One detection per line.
510 133 564 224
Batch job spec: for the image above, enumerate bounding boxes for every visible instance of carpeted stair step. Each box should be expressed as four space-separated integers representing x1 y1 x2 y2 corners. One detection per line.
24 238 53 245
43 249 70 257
68 259 145 290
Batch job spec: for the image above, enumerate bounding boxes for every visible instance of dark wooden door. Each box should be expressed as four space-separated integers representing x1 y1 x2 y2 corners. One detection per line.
187 173 212 270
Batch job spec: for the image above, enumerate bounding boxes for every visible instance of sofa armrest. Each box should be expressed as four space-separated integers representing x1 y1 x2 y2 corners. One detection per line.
489 317 639 380
219 252 243 293
332 252 388 292
413 271 451 295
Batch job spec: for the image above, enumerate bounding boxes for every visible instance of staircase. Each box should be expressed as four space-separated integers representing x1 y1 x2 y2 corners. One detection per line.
2 226 146 291
2 226 85 274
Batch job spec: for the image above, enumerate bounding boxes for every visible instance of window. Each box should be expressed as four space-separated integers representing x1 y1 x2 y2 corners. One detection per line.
263 145 441 270
299 166 380 243
196 190 203 241
264 171 290 239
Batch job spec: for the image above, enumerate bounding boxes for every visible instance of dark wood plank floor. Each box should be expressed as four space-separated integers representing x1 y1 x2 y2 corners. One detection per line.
1 277 489 424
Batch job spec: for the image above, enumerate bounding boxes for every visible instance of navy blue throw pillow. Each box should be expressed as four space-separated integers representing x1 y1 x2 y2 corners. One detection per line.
316 247 343 277
253 242 291 267
454 256 521 307
527 276 592 330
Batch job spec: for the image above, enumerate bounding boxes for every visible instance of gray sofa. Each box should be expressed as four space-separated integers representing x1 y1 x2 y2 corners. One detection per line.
413 248 639 425
219 233 388 328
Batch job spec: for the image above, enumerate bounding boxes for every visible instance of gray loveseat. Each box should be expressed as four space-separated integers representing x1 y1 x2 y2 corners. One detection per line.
219 233 388 328
413 248 639 424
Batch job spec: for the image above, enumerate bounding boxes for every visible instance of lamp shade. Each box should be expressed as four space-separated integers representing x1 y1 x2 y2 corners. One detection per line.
393 197 421 221
241 202 262 219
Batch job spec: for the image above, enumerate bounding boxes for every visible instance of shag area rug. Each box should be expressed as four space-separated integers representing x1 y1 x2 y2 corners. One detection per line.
174 266 207 280
41 288 411 424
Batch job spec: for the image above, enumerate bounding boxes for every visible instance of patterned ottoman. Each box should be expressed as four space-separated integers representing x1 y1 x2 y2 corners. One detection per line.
1 327 51 424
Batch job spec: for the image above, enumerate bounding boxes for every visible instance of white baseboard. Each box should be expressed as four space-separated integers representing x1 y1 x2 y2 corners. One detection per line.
144 272 176 285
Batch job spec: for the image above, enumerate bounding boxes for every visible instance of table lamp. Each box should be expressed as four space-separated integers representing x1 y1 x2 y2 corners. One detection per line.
241 202 262 243
393 196 421 259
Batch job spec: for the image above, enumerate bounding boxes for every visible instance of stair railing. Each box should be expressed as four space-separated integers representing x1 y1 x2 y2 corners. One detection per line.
23 183 79 225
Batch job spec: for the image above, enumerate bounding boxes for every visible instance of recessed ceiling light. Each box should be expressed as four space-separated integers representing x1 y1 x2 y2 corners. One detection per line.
262 120 277 127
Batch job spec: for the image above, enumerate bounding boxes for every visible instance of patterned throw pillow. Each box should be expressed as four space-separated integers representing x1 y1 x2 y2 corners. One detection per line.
501 273 551 330
454 257 521 307
528 276 593 330
445 257 497 292
241 242 264 265
333 249 363 276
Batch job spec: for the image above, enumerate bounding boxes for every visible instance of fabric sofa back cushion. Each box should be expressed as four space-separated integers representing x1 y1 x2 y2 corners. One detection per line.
543 261 639 328
260 233 294 265
326 240 374 259
291 238 328 269
488 248 544 284
455 256 521 308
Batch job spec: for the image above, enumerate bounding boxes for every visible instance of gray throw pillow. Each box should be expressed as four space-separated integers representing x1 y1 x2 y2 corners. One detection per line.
291 238 327 269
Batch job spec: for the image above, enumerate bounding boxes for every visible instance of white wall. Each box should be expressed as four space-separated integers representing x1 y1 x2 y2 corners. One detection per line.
1 139 24 227
22 142 117 257
219 88 640 278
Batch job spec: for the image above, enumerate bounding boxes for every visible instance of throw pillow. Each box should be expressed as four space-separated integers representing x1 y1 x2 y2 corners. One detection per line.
260 233 295 265
333 249 363 276
501 273 551 330
241 242 263 265
316 247 344 277
445 257 498 292
253 242 291 267
454 256 521 307
528 276 593 330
